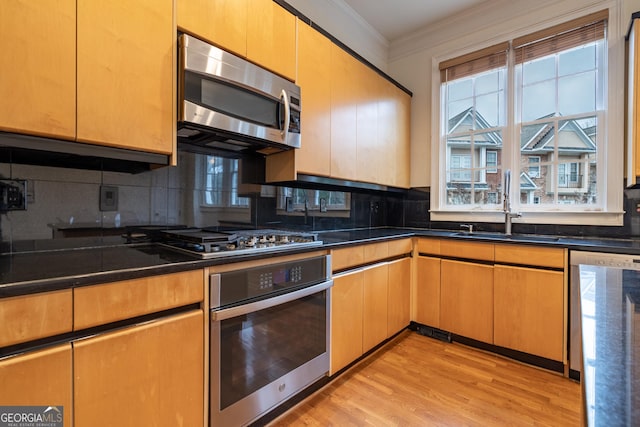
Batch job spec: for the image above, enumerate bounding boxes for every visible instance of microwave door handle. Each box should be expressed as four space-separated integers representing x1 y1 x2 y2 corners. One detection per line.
280 89 291 140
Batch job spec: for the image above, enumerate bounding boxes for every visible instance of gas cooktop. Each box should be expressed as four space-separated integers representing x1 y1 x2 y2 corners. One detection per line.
158 228 323 259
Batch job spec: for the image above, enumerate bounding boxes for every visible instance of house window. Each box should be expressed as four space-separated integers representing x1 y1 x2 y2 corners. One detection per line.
486 151 498 173
487 192 498 204
433 9 621 225
203 156 250 208
528 156 541 178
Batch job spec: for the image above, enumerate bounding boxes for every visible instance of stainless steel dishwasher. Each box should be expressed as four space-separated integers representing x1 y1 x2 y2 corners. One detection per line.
569 251 640 380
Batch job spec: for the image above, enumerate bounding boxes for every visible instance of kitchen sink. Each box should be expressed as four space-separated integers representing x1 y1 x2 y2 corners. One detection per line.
452 232 561 243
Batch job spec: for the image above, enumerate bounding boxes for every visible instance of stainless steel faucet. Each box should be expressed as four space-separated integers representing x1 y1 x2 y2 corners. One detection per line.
503 170 521 236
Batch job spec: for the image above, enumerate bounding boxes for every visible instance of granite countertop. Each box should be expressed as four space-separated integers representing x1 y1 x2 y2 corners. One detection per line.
4 227 640 299
578 265 640 426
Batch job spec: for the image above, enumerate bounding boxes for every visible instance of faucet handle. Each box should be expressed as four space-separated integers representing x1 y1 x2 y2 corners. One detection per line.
460 224 474 233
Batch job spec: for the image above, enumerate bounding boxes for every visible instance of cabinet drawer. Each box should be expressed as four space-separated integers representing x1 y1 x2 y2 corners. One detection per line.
494 244 565 269
364 242 389 263
0 289 73 347
440 240 494 261
388 238 412 257
416 238 441 255
74 270 204 329
332 246 365 272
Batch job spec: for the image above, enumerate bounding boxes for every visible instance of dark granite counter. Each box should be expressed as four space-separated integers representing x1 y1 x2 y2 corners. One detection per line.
4 227 640 299
578 265 640 426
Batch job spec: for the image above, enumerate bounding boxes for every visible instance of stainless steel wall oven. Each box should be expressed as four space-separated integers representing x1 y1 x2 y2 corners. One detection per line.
209 254 332 426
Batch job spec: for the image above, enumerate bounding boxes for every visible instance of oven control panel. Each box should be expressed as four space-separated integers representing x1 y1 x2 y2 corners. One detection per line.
211 255 330 308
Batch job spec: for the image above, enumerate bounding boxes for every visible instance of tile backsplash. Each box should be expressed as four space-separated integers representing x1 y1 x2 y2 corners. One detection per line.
0 146 635 247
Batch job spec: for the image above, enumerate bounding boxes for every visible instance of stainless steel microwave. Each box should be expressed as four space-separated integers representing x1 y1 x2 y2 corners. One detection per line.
177 34 301 155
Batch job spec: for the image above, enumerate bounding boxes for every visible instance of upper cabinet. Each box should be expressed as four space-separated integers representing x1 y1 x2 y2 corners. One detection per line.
0 0 175 157
77 0 174 155
177 0 295 81
266 21 412 189
0 0 76 139
247 0 296 81
176 0 247 57
628 14 640 185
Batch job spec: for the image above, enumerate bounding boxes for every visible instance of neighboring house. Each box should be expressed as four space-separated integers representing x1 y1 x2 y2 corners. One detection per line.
446 107 597 205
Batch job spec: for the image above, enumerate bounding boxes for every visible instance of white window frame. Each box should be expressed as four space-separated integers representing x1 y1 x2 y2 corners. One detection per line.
430 3 624 226
528 156 541 178
486 150 498 173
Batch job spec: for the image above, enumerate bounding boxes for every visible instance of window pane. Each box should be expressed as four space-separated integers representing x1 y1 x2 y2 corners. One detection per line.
522 56 555 85
559 72 596 115
448 79 473 102
476 92 503 128
476 69 503 95
559 44 596 76
520 164 547 205
522 80 555 122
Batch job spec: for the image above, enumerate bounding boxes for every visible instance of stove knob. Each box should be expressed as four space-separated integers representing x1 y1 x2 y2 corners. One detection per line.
268 234 276 243
259 235 268 244
280 235 290 243
247 237 257 247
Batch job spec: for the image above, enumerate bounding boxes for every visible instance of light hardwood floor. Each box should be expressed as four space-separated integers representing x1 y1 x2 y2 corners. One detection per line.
269 330 581 426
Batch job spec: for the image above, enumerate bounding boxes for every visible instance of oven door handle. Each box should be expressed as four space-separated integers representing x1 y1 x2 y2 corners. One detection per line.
212 280 333 321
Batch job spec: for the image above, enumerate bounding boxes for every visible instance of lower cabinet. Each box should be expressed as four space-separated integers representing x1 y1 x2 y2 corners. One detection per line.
494 265 564 360
387 257 411 337
74 310 204 427
363 264 389 353
0 344 72 426
440 259 494 344
330 269 364 375
415 255 441 328
330 256 411 375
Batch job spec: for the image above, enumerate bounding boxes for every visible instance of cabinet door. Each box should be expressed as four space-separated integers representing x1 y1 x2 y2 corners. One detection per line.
363 263 388 352
494 265 564 361
294 23 332 176
77 0 174 154
387 257 411 337
330 45 358 181
356 64 382 185
74 310 204 427
415 256 441 328
176 0 247 57
246 0 296 81
0 0 75 139
0 289 72 348
440 259 494 343
0 344 72 426
330 270 363 375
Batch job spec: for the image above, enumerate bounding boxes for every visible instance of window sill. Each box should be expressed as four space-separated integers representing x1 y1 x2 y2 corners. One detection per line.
430 210 624 226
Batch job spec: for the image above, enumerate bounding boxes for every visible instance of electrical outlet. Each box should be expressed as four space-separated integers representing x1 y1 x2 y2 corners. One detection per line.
100 185 119 211
0 179 27 211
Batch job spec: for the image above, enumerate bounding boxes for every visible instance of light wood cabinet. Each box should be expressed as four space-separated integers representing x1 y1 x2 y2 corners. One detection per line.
330 45 359 181
74 270 204 329
74 310 204 427
440 259 494 343
0 344 72 426
177 0 247 57
330 269 364 374
415 256 441 328
247 0 296 81
0 289 72 348
363 264 389 352
387 257 411 337
330 239 411 373
77 0 174 155
356 65 382 185
0 0 76 139
265 21 411 188
628 14 640 183
494 265 564 361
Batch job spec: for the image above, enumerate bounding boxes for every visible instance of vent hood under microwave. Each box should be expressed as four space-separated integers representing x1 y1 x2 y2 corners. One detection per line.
177 34 301 156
